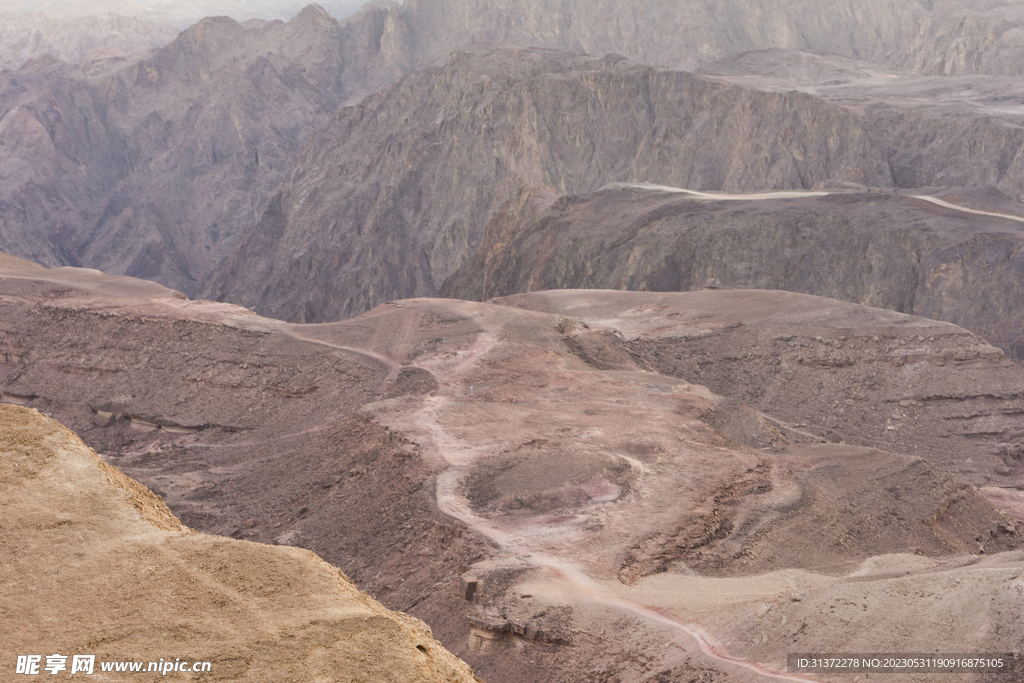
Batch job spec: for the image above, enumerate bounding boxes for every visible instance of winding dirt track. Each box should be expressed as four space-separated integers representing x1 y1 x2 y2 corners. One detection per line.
618 181 1024 224
278 188 1024 680
615 182 831 201
244 188 1023 681
328 302 826 683
908 194 1024 223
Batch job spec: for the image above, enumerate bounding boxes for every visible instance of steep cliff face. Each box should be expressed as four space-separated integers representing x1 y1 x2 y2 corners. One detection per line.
898 0 1024 76
206 45 887 321
445 186 1024 363
208 45 1024 327
699 49 1024 196
0 6 371 296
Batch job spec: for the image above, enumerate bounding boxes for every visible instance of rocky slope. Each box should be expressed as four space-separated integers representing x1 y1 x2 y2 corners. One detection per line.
444 184 1024 364
208 45 1024 331
0 5 389 296
898 0 1024 77
500 289 1024 492
7 0 1024 77
0 252 501 677
199 45 870 320
0 2 366 29
3 256 1023 682
375 0 1024 77
0 403 481 683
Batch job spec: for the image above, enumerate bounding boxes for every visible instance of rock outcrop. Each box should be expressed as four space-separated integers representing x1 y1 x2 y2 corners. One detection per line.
0 403 481 683
499 288 1024 488
444 185 1024 363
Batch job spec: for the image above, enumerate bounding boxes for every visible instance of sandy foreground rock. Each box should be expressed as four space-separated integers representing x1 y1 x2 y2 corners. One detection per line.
0 403 482 682
2 255 1023 682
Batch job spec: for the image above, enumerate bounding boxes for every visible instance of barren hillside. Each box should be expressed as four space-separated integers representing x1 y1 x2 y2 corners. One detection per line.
444 184 1024 363
3 256 1022 682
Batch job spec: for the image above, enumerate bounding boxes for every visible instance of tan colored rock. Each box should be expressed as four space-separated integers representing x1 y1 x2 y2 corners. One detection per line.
0 404 482 683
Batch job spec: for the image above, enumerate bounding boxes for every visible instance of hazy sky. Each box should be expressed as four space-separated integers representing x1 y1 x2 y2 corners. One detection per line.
0 0 369 26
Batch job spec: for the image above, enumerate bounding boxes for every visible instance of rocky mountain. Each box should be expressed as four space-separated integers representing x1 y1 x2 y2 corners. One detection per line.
380 0 1024 77
5 1 1024 311
0 402 481 683
6 3 1024 681
9 0 1024 77
0 5 394 297
208 45 1024 337
3 255 1022 682
199 45 871 320
0 13 179 72
0 1 366 29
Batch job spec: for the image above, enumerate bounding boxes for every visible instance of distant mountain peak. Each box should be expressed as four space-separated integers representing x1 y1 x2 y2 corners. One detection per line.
185 13 244 31
291 3 337 26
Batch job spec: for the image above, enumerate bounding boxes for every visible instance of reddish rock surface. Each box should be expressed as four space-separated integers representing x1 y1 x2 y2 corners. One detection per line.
3 257 1022 681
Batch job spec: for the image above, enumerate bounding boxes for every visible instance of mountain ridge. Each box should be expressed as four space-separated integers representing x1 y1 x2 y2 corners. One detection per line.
207 45 1024 346
6 0 1024 307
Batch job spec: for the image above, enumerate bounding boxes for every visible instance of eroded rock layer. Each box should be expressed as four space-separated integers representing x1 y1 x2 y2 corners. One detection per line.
444 185 1024 364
